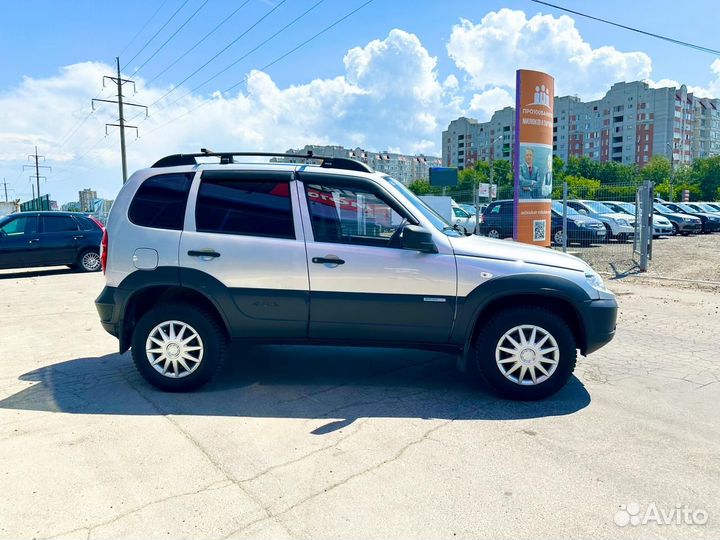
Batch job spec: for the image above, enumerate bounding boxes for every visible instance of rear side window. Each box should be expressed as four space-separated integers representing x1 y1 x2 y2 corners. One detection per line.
195 177 294 239
129 173 193 230
75 216 100 231
42 215 79 233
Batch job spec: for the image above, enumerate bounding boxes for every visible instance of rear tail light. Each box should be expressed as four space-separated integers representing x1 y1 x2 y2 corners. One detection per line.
100 228 108 274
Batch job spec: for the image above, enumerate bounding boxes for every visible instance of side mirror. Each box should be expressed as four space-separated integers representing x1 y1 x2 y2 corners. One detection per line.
401 225 438 253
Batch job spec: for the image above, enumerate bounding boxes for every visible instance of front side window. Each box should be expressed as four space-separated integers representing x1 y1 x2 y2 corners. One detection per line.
196 177 294 239
129 173 193 230
0 216 39 237
305 182 406 248
42 215 79 233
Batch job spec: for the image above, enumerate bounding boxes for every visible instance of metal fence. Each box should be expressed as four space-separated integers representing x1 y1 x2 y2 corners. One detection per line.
438 181 656 274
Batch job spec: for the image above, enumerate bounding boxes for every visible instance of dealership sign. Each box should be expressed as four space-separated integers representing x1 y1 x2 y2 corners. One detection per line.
513 69 554 246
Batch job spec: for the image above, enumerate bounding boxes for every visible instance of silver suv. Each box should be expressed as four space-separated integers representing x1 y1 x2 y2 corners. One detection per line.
95 151 617 400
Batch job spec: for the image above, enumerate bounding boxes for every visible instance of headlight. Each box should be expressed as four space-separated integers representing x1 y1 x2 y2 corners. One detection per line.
577 221 588 228
683 217 693 222
585 268 608 292
615 219 629 226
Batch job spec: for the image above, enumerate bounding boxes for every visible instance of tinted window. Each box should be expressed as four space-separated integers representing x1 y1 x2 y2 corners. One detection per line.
42 215 79 233
0 216 39 236
75 216 100 231
305 182 405 248
195 178 294 239
129 173 193 230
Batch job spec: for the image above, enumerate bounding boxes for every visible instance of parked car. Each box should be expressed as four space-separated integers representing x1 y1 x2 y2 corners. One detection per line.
95 151 617 400
600 201 673 237
0 211 103 272
701 202 720 213
662 202 720 233
458 202 488 220
477 200 513 238
566 200 635 242
420 196 479 233
550 201 606 246
653 203 703 236
687 202 720 215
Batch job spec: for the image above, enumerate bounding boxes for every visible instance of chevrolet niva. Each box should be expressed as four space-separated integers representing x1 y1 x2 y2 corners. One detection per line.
96 151 617 400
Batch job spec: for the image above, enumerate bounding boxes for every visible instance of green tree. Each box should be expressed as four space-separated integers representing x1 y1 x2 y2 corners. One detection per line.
690 156 720 200
407 179 433 195
640 155 672 185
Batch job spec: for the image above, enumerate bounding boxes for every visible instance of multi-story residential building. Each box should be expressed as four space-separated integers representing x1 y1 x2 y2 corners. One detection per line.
78 188 97 212
442 108 515 170
443 81 720 170
283 145 441 185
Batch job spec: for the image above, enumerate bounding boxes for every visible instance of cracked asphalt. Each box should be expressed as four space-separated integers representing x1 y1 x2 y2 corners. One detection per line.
0 267 718 539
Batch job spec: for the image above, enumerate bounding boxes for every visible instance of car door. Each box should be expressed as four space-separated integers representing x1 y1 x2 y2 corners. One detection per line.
0 214 40 269
38 214 82 266
297 171 457 343
178 169 309 338
499 201 514 237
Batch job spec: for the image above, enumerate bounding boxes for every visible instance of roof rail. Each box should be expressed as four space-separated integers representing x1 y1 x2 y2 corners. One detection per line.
151 150 374 173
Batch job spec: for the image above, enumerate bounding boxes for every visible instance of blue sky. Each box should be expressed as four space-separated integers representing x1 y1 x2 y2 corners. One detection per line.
1 0 719 203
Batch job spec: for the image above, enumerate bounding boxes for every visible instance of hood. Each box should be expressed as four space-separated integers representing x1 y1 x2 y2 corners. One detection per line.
558 213 602 225
662 212 700 221
601 212 634 222
449 235 588 272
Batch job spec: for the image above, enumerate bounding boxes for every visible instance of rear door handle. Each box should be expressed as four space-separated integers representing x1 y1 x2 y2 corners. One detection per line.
312 256 345 266
188 250 221 259
73 235 84 240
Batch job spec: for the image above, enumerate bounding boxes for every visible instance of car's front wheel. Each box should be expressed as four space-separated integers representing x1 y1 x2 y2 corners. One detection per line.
131 304 227 391
487 228 501 239
552 228 565 246
472 306 577 400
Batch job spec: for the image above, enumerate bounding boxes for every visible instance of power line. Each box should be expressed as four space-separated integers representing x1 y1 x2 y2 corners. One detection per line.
123 0 193 71
118 0 171 58
51 133 116 183
530 0 720 56
149 0 290 110
159 0 326 112
143 0 375 136
128 0 210 79
143 0 253 88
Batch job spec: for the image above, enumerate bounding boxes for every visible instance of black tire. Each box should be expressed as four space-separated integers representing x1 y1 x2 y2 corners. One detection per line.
131 304 227 392
551 228 565 246
76 248 101 272
471 306 577 400
616 233 630 243
602 223 613 243
487 228 502 239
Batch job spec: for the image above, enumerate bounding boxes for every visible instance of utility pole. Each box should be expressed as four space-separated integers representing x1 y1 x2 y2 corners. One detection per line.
23 146 51 210
93 57 148 183
0 178 11 202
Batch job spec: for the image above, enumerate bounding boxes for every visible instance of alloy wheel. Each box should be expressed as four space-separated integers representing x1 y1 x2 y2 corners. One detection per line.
81 251 101 271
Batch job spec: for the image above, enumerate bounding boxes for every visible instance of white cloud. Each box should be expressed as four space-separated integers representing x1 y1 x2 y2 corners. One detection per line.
468 87 514 120
0 30 460 203
447 9 652 99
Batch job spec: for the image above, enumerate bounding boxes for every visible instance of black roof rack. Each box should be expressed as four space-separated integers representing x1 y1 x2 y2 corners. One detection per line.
151 150 374 173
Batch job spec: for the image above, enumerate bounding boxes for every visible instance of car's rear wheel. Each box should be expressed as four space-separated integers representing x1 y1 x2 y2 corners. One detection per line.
552 228 565 246
77 249 101 272
131 304 227 392
472 306 577 400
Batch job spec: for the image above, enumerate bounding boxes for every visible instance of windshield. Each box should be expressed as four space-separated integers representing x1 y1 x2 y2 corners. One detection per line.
615 202 635 214
697 203 717 212
583 201 615 214
382 175 461 236
655 203 673 213
551 201 579 215
676 203 696 213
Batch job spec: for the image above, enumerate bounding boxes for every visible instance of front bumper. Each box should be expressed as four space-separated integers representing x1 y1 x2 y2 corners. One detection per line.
677 221 702 233
653 224 673 235
580 297 618 355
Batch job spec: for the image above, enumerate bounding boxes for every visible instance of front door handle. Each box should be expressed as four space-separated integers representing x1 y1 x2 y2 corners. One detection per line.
28 238 40 244
312 256 345 266
73 235 84 240
188 249 221 259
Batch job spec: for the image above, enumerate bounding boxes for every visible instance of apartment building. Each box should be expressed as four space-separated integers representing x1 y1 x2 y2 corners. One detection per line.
443 81 720 169
284 145 441 185
78 188 97 212
442 107 515 170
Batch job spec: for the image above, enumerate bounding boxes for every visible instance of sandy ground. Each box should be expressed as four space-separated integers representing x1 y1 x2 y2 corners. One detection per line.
0 266 718 539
